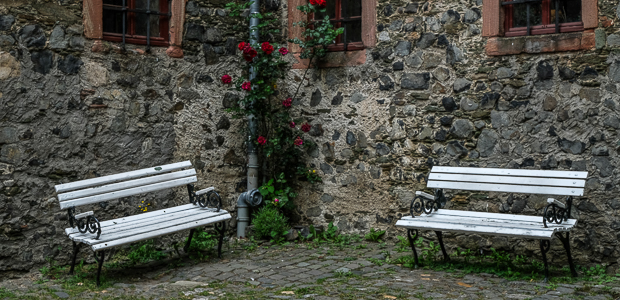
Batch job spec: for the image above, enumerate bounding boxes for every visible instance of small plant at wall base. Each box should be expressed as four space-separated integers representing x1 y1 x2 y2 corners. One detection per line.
222 0 341 211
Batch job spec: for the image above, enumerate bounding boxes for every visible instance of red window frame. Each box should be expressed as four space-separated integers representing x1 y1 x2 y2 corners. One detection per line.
503 0 583 37
102 0 170 46
310 0 364 52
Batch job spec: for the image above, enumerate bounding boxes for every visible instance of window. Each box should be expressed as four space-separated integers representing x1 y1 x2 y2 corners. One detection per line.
313 0 363 51
83 0 186 57
288 0 376 68
102 0 170 47
482 0 597 55
503 0 583 37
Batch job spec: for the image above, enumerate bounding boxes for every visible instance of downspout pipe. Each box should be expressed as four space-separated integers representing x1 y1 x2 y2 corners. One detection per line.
239 0 261 238
237 189 262 237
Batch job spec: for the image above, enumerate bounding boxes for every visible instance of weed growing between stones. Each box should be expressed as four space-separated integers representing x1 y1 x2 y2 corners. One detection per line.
388 236 620 285
183 231 218 260
127 239 167 264
364 228 386 242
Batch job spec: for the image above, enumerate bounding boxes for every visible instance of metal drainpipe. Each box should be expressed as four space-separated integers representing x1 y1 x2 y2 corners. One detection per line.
238 0 261 238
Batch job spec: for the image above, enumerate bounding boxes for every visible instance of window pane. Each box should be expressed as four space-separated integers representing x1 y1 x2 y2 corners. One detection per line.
551 0 581 23
103 9 125 34
513 3 542 27
135 0 161 37
342 0 361 17
103 0 123 5
344 19 362 43
314 0 336 20
135 13 161 37
135 0 160 10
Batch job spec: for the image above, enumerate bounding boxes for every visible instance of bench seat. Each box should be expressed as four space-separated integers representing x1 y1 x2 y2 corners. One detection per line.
396 210 576 240
65 204 230 251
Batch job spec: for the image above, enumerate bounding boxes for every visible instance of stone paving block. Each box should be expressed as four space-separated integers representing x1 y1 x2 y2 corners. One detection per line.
214 272 234 281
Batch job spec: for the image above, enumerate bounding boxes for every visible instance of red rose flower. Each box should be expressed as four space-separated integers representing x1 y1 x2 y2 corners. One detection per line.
243 47 257 62
282 97 292 107
221 74 232 84
261 42 274 55
294 136 303 146
309 0 317 5
317 0 326 8
242 81 252 91
238 42 248 51
301 123 311 132
289 121 296 128
257 136 267 145
279 47 288 55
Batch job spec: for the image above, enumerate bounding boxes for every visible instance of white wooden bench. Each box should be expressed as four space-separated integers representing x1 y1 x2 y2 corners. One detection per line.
395 166 588 281
54 161 231 286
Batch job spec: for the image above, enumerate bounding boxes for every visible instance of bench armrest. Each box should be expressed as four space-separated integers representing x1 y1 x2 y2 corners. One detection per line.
542 197 573 228
67 207 102 239
74 211 94 219
186 184 221 212
416 191 435 200
410 189 446 218
195 187 215 196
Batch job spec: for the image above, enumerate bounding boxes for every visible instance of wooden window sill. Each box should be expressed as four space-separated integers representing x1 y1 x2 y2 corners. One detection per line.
486 30 595 56
292 49 366 69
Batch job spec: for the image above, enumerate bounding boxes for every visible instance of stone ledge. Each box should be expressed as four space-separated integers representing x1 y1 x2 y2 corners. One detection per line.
292 49 366 69
486 31 595 56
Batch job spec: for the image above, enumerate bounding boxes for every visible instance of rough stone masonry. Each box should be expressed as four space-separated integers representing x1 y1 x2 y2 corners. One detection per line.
1 0 620 276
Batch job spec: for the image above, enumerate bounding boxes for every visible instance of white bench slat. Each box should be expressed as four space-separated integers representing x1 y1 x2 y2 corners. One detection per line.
58 169 197 202
67 206 217 239
90 213 231 251
422 209 575 224
428 173 585 188
65 204 199 233
54 161 193 193
395 219 556 239
427 181 584 196
69 210 229 244
400 215 574 231
431 166 588 179
59 176 198 210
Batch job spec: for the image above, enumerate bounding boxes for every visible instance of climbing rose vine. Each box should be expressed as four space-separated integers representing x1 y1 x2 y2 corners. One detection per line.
223 0 342 208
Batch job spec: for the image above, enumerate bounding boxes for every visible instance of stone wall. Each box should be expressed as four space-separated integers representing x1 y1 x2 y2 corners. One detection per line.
0 0 248 276
1 0 620 276
282 0 620 272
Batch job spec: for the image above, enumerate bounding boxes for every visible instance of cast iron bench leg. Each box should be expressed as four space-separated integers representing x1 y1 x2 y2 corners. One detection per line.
556 232 578 277
69 241 81 275
184 229 196 253
94 251 105 287
435 231 450 261
215 221 226 258
407 229 420 268
539 240 551 282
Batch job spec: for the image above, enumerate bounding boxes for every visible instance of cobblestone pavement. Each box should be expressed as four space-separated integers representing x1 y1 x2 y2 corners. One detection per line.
1 239 619 300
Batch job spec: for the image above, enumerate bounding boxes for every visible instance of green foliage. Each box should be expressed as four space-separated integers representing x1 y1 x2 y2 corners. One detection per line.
127 240 167 264
392 242 620 284
184 231 217 260
0 287 16 298
226 1 321 209
364 228 386 242
251 206 290 242
289 5 344 59
243 236 259 251
259 173 298 209
296 166 322 183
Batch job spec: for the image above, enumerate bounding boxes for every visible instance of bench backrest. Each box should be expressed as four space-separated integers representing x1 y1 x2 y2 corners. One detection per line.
55 161 197 210
428 166 587 196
